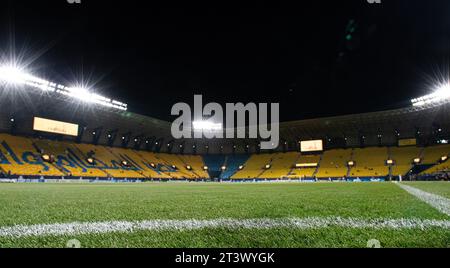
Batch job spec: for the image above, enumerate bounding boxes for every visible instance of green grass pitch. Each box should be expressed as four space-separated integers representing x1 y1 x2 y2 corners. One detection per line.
0 182 448 248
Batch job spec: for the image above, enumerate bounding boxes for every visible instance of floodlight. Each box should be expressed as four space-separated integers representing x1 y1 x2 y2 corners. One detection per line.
66 87 94 102
441 155 448 162
192 121 222 131
41 154 54 163
41 154 51 162
386 159 394 165
413 158 422 164
265 164 271 169
238 165 244 170
221 166 227 170
411 82 450 107
186 165 192 170
347 161 355 167
203 166 209 171
86 157 96 165
0 66 29 84
0 64 128 111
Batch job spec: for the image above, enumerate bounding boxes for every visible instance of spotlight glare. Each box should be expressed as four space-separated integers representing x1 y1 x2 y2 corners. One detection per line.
0 63 127 111
192 121 222 131
412 82 450 107
0 66 28 84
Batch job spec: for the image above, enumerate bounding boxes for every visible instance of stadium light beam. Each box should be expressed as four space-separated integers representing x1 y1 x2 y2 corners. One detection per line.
411 82 450 107
0 64 128 111
0 66 29 85
192 121 223 131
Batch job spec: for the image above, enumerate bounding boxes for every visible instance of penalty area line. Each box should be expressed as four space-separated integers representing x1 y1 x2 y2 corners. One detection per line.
0 217 449 238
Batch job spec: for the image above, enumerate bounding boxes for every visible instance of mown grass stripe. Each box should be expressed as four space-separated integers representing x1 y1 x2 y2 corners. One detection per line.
0 217 449 238
398 183 450 216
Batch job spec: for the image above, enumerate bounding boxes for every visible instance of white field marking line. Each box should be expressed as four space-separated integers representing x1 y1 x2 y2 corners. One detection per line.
0 217 449 238
397 183 450 217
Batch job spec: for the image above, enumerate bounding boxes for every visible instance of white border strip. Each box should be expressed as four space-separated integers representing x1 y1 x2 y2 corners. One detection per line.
0 217 449 238
397 183 450 216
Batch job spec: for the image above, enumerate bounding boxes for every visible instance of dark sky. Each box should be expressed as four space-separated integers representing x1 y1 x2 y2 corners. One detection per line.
1 0 449 122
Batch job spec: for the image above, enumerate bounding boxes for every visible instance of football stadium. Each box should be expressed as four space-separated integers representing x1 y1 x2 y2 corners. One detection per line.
0 67 449 248
0 1 449 252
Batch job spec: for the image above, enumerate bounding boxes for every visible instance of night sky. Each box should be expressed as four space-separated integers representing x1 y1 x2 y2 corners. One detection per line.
1 0 449 122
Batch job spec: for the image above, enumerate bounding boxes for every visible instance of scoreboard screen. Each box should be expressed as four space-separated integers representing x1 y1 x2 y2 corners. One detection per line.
300 140 323 152
33 117 79 136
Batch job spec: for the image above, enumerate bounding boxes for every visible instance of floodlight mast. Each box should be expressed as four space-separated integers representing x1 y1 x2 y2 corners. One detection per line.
0 65 128 111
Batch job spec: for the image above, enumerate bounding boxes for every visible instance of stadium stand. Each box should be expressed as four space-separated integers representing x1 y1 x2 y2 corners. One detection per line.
422 160 450 174
156 153 203 179
178 155 210 178
421 145 450 164
75 143 144 178
131 150 174 179
389 146 422 177
33 139 108 177
231 153 274 179
107 146 160 178
220 154 250 179
0 134 63 176
2 132 450 180
420 145 450 175
349 147 389 177
259 152 299 179
203 154 226 178
289 154 321 178
315 149 352 178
